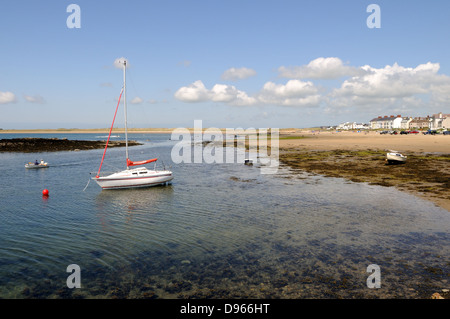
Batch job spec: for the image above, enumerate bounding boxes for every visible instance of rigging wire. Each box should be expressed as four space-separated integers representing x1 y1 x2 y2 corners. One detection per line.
95 87 124 178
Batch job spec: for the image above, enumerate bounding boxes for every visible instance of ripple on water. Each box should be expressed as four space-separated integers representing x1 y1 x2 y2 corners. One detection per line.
0 137 448 298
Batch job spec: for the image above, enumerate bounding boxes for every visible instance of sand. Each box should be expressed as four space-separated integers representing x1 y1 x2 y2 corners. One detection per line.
278 130 450 153
277 130 449 212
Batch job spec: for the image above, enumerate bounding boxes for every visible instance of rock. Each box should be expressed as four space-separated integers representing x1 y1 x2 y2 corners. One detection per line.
0 138 142 152
431 292 444 299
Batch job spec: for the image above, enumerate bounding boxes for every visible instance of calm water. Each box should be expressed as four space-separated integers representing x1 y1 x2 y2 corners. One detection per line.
0 133 448 299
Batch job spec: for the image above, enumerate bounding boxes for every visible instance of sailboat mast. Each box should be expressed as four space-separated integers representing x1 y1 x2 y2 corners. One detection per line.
123 60 129 168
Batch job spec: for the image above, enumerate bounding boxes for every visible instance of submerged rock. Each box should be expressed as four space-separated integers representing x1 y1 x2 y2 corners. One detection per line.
0 138 141 152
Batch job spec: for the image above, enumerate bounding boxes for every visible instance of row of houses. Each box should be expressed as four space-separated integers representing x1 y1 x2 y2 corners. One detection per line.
369 113 450 130
336 112 450 131
336 122 370 130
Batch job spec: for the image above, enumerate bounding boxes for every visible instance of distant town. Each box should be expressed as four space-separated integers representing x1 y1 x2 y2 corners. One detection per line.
331 112 450 131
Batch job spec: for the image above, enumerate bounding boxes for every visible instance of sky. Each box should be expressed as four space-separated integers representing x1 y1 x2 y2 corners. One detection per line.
1 0 450 129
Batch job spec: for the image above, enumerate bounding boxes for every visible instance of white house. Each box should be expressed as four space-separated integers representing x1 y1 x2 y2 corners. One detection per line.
429 112 450 130
370 115 403 130
400 117 412 129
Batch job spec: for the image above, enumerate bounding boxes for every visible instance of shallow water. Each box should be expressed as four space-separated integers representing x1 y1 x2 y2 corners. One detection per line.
0 133 448 298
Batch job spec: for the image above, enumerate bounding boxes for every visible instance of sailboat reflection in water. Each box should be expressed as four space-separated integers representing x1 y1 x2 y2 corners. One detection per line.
92 59 173 190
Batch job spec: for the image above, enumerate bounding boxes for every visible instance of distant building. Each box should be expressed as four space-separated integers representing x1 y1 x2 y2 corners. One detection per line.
400 117 412 129
409 117 430 129
370 115 402 129
429 112 450 130
337 122 369 130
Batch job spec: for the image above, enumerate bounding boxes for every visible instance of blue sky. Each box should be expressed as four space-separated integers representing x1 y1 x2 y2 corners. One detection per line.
1 0 450 129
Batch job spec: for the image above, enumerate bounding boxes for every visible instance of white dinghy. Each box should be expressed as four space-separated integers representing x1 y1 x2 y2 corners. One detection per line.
386 150 407 164
25 160 49 169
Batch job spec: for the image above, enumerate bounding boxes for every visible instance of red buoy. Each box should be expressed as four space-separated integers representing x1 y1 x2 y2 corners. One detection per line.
42 189 49 196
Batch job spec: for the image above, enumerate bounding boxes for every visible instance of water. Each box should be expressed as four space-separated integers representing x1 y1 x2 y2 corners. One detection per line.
0 133 448 298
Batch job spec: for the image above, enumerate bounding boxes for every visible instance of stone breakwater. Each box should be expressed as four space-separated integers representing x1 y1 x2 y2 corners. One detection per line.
0 138 141 153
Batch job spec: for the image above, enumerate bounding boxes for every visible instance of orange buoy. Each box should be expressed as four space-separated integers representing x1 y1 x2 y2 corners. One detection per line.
42 189 49 196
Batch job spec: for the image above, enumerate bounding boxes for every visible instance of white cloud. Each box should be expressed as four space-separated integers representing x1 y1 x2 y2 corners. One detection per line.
175 59 450 113
24 94 45 104
278 57 363 79
221 67 257 81
130 97 143 104
327 61 450 113
257 80 321 107
210 84 257 105
175 79 320 107
174 80 211 103
174 80 257 106
259 80 318 98
0 91 16 104
331 62 448 100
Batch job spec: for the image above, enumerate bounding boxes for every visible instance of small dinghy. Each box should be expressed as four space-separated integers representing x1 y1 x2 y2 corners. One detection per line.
25 160 49 169
386 151 407 164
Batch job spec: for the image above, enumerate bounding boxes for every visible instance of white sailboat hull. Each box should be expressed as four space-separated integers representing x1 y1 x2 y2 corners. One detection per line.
93 167 173 189
386 152 407 163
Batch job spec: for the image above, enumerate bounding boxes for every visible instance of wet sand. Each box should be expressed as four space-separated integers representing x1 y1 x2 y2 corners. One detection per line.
277 131 450 212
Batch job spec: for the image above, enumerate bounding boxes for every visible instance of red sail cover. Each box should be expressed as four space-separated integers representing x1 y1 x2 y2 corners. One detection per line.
127 158 157 167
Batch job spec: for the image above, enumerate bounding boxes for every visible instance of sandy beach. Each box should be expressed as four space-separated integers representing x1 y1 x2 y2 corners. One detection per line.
278 130 450 153
277 130 449 212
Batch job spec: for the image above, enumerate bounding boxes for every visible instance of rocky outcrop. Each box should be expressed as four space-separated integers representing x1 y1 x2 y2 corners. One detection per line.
0 138 141 152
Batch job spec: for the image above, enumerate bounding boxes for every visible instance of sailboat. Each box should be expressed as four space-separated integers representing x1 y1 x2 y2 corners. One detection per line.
386 150 407 164
92 59 173 189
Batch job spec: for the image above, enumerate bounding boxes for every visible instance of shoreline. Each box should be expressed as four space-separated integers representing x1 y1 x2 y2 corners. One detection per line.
276 131 449 212
0 137 141 152
219 130 449 212
1 129 448 211
0 128 176 134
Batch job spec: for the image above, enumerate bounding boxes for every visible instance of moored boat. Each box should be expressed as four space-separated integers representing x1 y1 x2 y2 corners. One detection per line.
92 59 173 189
386 151 407 164
94 167 173 189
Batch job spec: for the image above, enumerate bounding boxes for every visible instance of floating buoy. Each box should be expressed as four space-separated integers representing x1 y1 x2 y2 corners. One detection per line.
42 189 49 196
